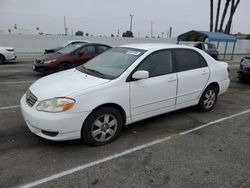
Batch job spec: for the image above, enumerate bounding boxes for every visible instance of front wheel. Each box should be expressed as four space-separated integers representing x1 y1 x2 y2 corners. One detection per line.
198 85 218 112
82 107 123 146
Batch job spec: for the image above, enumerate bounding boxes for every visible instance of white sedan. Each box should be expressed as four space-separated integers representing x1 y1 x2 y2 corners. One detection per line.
20 43 230 146
0 46 16 64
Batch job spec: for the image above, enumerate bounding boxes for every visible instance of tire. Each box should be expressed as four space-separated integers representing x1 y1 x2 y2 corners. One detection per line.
238 76 246 82
0 54 5 64
57 63 72 72
198 85 218 112
82 107 123 146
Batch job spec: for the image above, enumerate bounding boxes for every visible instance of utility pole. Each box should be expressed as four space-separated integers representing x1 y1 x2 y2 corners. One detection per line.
169 27 172 38
64 16 68 36
151 21 153 38
129 14 134 32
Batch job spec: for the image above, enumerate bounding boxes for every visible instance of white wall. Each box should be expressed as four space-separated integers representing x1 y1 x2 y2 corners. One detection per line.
0 34 249 54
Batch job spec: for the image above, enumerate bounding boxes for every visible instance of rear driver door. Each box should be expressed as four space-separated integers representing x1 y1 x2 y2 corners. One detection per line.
173 49 210 107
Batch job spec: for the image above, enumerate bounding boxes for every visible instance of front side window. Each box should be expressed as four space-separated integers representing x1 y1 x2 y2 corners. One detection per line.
136 50 173 77
174 49 205 72
97 46 110 54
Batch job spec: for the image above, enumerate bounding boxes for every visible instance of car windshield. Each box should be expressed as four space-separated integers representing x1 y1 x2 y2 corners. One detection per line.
76 47 146 79
57 43 84 54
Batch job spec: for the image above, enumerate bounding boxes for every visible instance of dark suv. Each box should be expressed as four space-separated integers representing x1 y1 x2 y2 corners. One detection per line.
194 42 219 60
238 57 250 82
34 43 111 74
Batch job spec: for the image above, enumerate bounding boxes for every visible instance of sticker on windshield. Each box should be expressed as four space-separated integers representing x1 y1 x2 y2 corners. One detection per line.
126 51 141 56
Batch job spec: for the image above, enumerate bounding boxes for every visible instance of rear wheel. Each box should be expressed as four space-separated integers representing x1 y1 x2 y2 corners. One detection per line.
57 63 72 72
82 107 123 146
0 55 5 64
198 85 218 112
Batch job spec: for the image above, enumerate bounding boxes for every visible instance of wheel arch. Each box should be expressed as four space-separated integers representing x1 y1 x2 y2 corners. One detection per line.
58 61 73 67
207 82 220 93
0 53 6 60
82 103 127 128
93 103 126 125
80 103 127 141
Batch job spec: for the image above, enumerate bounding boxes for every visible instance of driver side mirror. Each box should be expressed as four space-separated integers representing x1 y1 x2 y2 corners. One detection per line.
132 70 149 80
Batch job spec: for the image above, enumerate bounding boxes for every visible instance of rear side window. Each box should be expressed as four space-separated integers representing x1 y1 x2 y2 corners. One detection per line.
174 49 207 72
80 46 96 55
97 46 110 54
136 50 173 77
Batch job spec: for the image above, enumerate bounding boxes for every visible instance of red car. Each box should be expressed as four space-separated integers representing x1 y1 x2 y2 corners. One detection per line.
33 43 111 73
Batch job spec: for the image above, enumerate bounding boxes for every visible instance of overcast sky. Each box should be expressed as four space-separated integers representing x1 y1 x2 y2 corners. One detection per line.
0 0 249 37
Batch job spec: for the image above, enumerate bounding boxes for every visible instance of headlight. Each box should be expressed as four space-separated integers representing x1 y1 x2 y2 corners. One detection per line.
43 59 57 64
36 98 75 112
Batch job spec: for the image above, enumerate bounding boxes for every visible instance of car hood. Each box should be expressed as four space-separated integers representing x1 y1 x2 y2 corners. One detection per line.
29 69 110 100
37 52 64 61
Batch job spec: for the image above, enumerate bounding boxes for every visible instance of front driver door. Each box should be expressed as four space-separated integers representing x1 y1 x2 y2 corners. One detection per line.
129 50 177 122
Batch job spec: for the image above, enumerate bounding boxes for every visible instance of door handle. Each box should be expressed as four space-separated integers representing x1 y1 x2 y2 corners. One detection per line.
201 72 209 75
168 77 177 82
201 70 209 75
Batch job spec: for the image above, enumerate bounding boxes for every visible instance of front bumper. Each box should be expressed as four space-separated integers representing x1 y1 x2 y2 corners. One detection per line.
20 95 90 141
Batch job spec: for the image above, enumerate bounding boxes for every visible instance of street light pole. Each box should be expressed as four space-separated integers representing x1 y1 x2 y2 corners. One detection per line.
130 14 134 32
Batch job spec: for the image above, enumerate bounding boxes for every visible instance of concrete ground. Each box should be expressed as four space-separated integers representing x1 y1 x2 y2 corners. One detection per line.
0 56 250 188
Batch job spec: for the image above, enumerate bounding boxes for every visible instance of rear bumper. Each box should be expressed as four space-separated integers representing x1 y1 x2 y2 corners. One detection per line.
5 53 16 61
237 70 250 78
218 78 230 95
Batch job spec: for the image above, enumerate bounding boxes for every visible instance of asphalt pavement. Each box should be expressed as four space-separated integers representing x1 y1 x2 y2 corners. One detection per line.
0 57 250 188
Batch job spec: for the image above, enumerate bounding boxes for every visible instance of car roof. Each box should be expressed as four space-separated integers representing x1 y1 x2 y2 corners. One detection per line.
68 40 89 43
120 43 196 51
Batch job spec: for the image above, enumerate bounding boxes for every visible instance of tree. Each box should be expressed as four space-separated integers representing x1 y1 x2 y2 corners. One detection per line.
122 30 134 37
224 0 240 34
75 30 84 36
219 0 231 32
210 0 214 32
215 0 221 32
111 34 115 37
85 33 89 37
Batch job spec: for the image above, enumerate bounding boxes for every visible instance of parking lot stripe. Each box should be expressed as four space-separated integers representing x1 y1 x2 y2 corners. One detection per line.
18 108 250 188
0 105 20 110
0 80 35 85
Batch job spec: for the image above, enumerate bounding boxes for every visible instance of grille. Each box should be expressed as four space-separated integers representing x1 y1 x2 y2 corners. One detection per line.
26 90 37 107
35 60 44 64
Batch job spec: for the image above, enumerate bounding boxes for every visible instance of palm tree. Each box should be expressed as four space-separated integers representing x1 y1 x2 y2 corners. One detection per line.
225 0 240 34
210 0 214 32
215 0 221 32
219 0 231 32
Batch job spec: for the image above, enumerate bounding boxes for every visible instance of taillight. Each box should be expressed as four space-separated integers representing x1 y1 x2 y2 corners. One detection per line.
6 48 14 52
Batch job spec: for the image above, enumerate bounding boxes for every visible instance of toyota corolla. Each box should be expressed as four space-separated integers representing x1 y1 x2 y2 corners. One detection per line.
21 43 230 146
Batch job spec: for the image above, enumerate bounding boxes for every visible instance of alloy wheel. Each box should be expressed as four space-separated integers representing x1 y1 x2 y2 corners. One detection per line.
91 114 118 142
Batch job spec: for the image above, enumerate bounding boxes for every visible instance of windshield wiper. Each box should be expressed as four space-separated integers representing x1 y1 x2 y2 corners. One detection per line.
85 68 106 78
77 66 105 78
